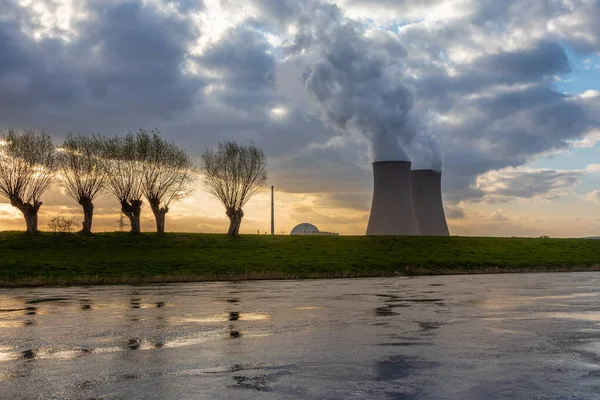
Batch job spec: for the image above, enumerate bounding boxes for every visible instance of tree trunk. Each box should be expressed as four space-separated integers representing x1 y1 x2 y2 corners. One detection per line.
121 199 143 234
226 208 244 237
79 198 94 234
9 196 41 235
148 197 168 234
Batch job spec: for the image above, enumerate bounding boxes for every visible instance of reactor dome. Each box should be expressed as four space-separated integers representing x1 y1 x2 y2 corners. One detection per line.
290 223 320 235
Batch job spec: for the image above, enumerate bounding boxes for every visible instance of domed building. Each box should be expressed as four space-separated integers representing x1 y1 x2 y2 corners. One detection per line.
290 223 338 236
290 223 320 235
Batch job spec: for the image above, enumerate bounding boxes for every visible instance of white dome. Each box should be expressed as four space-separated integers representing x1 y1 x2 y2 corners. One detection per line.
290 223 319 235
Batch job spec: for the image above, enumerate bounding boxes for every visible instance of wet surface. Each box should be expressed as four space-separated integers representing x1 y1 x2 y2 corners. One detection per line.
1 273 600 399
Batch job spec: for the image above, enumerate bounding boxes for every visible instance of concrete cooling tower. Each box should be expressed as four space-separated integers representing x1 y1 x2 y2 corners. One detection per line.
366 161 420 236
411 170 449 236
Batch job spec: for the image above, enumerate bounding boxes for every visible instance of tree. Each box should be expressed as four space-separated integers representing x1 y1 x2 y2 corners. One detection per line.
136 130 196 234
0 129 56 234
201 141 267 236
57 134 107 234
101 134 145 234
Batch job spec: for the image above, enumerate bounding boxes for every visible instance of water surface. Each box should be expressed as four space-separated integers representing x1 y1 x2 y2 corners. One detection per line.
1 273 600 399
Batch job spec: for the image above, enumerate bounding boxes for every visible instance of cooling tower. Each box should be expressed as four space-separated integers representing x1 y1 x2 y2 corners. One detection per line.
366 161 420 236
411 169 449 236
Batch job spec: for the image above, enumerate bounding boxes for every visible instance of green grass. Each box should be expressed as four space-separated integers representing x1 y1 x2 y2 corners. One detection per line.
0 231 599 286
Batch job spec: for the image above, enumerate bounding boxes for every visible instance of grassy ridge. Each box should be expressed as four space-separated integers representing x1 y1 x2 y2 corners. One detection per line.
1 232 599 286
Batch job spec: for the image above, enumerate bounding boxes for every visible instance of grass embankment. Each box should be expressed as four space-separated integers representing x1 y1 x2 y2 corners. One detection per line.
0 232 599 286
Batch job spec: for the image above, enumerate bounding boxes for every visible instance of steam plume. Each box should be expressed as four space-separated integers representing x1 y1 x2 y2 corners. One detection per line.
408 130 444 172
286 2 418 162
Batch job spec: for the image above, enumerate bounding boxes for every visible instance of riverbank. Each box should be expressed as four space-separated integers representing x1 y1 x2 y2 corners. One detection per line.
1 232 599 287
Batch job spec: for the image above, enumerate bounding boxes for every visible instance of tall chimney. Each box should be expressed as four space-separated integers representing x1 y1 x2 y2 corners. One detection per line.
271 185 274 236
366 161 420 236
411 170 449 236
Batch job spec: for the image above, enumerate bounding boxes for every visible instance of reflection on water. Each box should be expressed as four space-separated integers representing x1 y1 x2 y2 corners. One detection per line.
375 355 440 381
21 349 36 360
2 274 600 399
171 313 270 324
128 338 141 350
25 297 70 304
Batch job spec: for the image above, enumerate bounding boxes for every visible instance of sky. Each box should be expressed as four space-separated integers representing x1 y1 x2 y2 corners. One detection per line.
1 0 600 237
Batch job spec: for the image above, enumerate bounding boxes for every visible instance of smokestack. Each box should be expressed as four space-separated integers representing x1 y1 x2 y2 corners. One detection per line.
411 170 449 236
366 161 420 236
271 185 274 236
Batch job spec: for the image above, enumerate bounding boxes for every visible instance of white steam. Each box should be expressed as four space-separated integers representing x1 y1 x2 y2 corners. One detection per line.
408 131 444 172
286 1 418 162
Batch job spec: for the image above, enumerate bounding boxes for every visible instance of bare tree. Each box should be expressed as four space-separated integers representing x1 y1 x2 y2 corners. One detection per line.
101 134 145 234
57 134 107 234
0 129 56 234
201 141 267 236
136 130 196 234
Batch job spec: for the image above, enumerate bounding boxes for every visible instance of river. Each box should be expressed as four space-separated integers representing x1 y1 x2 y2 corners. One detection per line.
1 273 600 399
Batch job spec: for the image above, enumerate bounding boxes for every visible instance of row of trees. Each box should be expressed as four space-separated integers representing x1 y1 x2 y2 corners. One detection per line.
0 129 267 236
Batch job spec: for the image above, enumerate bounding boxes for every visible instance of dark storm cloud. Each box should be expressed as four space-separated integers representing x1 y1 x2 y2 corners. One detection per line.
198 25 276 108
414 41 571 111
475 41 570 79
73 0 202 117
396 29 597 203
0 18 81 117
0 0 204 133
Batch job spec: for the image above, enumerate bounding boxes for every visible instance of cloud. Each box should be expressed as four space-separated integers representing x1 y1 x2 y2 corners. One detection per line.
445 206 465 220
490 209 509 222
1 0 600 235
474 167 581 203
585 190 600 203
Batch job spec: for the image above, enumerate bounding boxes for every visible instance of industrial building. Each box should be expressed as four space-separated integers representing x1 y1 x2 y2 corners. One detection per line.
411 169 449 236
366 161 449 236
290 223 339 236
366 161 420 236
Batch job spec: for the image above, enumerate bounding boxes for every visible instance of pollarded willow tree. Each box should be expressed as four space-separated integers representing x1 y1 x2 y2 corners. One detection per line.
57 134 107 234
101 134 145 234
136 130 196 234
201 141 267 236
0 129 57 234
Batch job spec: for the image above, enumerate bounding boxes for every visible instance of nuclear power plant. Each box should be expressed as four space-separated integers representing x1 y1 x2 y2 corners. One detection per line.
366 161 420 236
366 162 449 236
411 169 449 236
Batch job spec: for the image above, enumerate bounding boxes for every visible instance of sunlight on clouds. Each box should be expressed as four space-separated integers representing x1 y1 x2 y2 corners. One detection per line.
0 184 371 234
0 204 19 219
584 190 600 203
580 90 600 99
17 0 87 41
269 106 289 120
569 129 600 148
341 0 473 24
189 0 254 55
